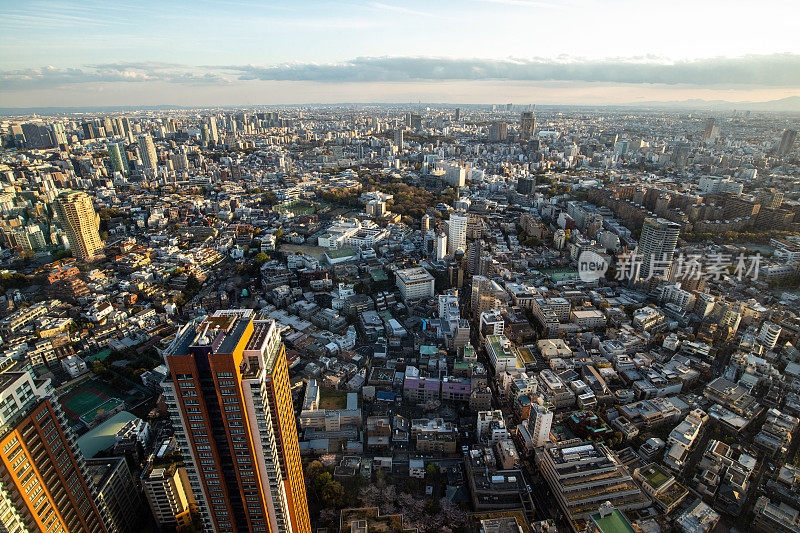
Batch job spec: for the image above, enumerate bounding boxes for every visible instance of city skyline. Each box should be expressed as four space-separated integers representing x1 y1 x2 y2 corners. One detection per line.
1 0 800 107
2 3 800 532
0 95 798 532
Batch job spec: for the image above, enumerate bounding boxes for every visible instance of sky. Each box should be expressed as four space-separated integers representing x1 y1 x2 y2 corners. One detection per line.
1 0 799 107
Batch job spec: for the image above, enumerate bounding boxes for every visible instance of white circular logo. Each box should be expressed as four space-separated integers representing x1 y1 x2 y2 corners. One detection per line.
578 250 608 282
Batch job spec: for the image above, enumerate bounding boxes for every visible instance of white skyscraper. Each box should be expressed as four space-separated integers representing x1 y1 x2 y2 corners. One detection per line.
529 403 553 447
759 322 781 350
207 116 219 144
448 213 467 257
138 134 158 172
444 163 466 187
435 232 447 261
637 218 680 280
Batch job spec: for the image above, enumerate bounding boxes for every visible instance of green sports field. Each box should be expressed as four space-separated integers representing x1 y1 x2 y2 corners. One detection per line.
60 380 127 424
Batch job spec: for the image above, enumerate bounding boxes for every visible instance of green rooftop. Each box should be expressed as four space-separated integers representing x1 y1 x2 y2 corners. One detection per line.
518 347 535 363
76 411 139 459
318 388 348 410
327 248 356 259
640 464 671 490
591 509 636 533
370 267 388 282
542 268 579 282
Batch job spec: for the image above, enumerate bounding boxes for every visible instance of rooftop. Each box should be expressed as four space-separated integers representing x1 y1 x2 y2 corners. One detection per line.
591 509 636 533
76 411 139 459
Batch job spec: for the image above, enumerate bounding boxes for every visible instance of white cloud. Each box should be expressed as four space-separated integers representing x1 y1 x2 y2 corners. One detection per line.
0 63 230 90
220 54 800 86
2 54 799 92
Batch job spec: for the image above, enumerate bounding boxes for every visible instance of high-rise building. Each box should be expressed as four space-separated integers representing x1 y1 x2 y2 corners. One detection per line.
207 117 220 145
517 176 535 195
142 462 196 529
171 150 190 172
86 457 139 533
758 322 781 350
520 111 535 140
448 213 468 257
756 188 784 209
489 122 508 142
528 403 553 447
163 310 311 533
82 122 96 140
470 275 503 320
777 129 797 156
637 218 680 280
454 108 461 122
435 232 447 261
702 118 720 141
672 143 690 169
51 123 67 145
112 118 124 136
21 123 55 149
138 134 158 172
421 213 432 231
108 143 129 174
393 129 403 148
0 369 111 533
9 123 25 145
466 240 484 276
53 190 104 261
444 163 466 188
102 118 114 137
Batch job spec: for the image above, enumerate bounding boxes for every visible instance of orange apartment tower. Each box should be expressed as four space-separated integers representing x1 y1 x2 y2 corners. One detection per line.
0 370 110 533
162 309 310 533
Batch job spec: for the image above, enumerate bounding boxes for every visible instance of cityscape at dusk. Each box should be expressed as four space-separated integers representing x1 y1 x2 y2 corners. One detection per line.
0 2 799 533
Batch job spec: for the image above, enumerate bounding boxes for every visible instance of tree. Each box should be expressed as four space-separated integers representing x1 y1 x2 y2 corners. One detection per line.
306 460 325 480
184 274 202 295
320 479 346 508
92 361 109 378
262 191 279 206
425 463 437 479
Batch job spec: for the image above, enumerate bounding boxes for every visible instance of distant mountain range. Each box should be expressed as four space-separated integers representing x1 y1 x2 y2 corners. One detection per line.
1 97 799 116
618 96 800 112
